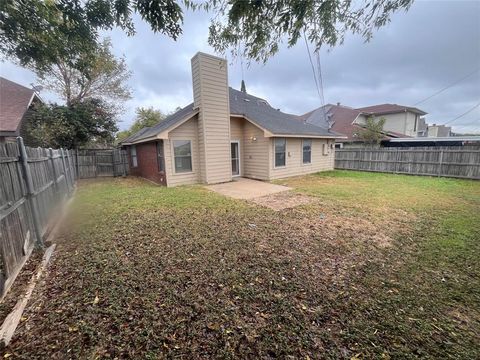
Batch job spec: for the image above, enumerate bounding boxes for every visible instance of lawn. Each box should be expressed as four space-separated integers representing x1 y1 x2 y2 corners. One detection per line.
4 171 480 359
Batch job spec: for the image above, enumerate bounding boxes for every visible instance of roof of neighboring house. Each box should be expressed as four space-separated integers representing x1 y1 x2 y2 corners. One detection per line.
301 104 412 141
356 103 427 116
0 77 41 134
121 88 341 144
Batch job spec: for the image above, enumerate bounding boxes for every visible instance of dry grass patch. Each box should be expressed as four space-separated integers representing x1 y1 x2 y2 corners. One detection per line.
2 173 479 359
250 191 317 210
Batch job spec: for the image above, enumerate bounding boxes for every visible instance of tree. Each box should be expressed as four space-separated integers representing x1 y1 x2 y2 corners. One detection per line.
357 116 386 146
24 99 118 148
1 0 414 69
205 0 415 62
36 39 132 110
116 107 166 142
0 0 183 72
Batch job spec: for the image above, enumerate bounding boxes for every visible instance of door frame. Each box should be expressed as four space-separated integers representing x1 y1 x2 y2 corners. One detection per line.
230 140 241 177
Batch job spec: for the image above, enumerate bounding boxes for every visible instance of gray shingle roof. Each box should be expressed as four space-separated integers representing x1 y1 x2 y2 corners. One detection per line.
121 88 340 144
229 88 339 137
121 104 198 144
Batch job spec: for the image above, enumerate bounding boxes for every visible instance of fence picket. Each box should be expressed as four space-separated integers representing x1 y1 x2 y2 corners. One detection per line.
335 146 480 179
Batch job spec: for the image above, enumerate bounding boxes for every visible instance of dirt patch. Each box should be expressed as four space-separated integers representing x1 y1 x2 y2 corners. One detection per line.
250 191 317 210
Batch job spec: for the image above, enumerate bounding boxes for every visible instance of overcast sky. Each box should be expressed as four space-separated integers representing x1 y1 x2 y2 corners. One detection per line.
1 0 479 133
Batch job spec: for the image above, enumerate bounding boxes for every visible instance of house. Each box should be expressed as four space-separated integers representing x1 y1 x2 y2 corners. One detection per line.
355 104 427 137
120 52 342 187
300 103 416 148
0 77 43 143
427 124 451 137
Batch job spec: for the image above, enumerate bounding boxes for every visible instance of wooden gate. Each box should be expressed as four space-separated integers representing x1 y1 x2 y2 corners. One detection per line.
72 149 128 179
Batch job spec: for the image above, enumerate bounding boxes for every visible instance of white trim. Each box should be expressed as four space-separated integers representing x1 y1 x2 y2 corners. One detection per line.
230 140 241 177
273 137 287 169
302 139 312 165
171 139 193 174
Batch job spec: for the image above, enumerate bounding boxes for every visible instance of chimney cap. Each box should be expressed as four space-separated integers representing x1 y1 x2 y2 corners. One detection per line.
336 102 341 106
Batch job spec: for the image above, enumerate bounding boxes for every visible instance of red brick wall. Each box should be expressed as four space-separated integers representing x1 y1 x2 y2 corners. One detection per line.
126 141 166 185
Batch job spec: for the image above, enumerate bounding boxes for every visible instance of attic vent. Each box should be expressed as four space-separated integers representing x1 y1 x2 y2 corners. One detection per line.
244 99 250 102
257 100 268 106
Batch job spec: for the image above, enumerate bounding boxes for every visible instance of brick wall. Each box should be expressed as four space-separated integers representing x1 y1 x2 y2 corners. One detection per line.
127 141 166 185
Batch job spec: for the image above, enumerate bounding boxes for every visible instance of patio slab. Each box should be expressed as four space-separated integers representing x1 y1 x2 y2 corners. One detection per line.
205 178 291 200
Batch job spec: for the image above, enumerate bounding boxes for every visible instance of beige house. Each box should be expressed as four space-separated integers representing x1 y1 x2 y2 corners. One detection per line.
302 103 427 148
121 52 342 187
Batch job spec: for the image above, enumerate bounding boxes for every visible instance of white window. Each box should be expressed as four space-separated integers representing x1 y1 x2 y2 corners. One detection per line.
274 138 286 167
302 139 312 164
173 140 192 173
131 145 138 167
157 141 165 172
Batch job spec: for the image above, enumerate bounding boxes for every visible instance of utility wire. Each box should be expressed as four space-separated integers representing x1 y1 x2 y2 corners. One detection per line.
303 31 322 102
414 67 480 106
443 101 480 125
304 31 328 124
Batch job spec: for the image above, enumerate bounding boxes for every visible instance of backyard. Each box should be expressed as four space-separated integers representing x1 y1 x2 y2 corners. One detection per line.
3 171 479 358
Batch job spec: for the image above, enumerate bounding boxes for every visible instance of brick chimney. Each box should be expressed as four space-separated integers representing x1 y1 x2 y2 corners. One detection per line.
191 52 231 184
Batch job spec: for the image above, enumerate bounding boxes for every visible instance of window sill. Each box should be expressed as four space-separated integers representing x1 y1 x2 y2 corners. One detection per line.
172 171 195 176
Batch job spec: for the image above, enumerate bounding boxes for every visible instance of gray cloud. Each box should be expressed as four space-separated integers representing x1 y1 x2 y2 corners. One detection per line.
1 0 479 133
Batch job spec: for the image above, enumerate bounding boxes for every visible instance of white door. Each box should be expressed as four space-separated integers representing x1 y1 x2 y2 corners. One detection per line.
231 141 240 177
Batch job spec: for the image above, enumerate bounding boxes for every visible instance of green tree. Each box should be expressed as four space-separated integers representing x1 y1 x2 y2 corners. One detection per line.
1 0 413 68
357 116 387 146
0 0 183 72
36 39 132 110
116 107 166 142
205 0 414 62
25 99 118 148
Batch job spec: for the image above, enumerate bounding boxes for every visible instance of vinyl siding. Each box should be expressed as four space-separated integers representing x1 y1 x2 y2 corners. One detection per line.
355 112 418 137
191 52 231 184
230 117 244 176
269 138 335 180
164 117 200 187
242 120 270 180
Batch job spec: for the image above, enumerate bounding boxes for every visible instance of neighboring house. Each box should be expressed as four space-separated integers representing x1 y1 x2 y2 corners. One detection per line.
121 52 342 187
300 103 412 148
355 104 427 138
0 77 42 143
427 124 451 137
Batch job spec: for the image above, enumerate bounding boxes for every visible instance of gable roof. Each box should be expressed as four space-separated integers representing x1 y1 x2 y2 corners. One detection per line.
356 103 427 116
0 77 41 134
302 104 412 141
229 88 339 137
121 88 341 144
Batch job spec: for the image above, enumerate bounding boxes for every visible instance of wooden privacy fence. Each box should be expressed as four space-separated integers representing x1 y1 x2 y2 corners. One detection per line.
0 138 76 297
335 146 480 180
71 149 128 179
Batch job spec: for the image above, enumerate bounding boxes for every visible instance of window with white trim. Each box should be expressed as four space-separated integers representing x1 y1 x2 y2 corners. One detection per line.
173 140 192 173
302 139 312 164
274 138 286 167
131 145 138 167
157 141 165 172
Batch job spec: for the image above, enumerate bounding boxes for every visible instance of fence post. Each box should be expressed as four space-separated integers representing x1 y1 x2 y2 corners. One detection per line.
75 149 80 180
60 148 71 193
16 137 44 248
48 148 59 195
122 150 127 177
438 150 444 177
65 149 75 190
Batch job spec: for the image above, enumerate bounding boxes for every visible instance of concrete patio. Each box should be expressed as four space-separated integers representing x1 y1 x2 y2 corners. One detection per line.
205 177 291 200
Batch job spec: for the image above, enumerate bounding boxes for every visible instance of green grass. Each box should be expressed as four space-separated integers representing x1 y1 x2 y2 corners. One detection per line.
5 173 480 359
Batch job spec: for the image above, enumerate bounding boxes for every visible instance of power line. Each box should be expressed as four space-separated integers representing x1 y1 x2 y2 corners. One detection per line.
443 102 480 125
303 31 322 102
414 67 480 106
303 31 328 124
